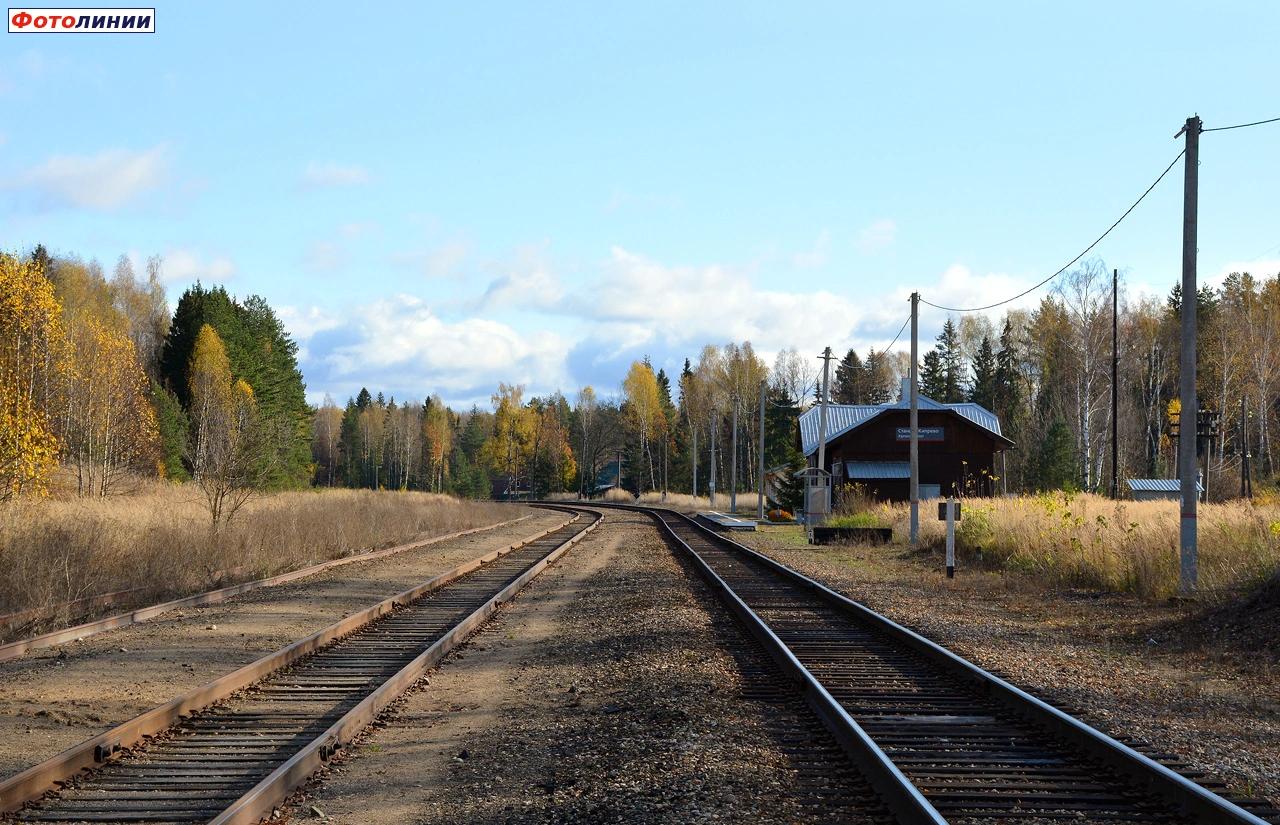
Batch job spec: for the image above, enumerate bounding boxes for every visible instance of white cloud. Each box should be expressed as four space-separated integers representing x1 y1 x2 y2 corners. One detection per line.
316 295 569 398
9 145 168 210
159 248 237 284
855 218 896 253
481 246 564 309
1212 257 1280 286
569 247 904 360
301 162 370 188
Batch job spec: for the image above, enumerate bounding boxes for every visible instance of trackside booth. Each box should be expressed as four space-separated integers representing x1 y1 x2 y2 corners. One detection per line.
798 380 1013 502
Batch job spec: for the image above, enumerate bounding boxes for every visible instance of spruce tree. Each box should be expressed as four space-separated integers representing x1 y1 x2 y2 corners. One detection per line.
920 350 945 399
968 335 997 409
863 348 893 404
936 318 965 402
833 349 865 404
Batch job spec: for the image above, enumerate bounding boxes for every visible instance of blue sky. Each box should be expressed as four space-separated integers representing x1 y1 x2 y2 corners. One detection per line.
3 2 1278 407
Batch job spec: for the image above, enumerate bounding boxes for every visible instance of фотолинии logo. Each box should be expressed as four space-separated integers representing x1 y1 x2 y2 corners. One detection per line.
8 7 154 32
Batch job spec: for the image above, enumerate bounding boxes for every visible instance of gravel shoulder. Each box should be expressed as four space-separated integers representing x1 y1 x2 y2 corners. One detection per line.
0 507 563 781
735 525 1280 809
287 508 885 824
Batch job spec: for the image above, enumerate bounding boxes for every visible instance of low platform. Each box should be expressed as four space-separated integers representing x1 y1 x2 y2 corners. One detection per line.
695 511 758 532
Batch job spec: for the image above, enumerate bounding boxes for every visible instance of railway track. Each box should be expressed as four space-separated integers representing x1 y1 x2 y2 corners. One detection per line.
1 507 597 825
591 503 1277 825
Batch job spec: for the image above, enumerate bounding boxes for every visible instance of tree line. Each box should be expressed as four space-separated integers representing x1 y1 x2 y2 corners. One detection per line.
5 245 1278 510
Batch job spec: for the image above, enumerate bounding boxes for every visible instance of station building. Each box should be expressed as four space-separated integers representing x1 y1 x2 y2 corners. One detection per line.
798 379 1013 501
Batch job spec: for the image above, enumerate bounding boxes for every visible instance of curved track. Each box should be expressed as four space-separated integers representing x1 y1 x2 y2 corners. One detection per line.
585 503 1277 825
4 508 596 825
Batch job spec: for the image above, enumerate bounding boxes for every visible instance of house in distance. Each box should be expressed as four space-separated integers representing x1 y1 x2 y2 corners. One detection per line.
799 379 1013 501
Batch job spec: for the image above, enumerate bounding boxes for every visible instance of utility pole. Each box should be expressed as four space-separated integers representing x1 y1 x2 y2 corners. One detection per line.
709 417 717 508
1241 396 1251 499
1111 268 1120 499
730 400 739 513
692 424 698 498
1176 114 1201 594
909 292 920 545
815 347 834 523
758 379 767 520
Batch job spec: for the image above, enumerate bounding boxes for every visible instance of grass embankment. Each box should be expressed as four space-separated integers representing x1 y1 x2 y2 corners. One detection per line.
848 493 1280 600
0 485 515 624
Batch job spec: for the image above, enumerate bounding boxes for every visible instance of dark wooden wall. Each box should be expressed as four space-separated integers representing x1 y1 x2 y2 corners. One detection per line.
818 410 1003 500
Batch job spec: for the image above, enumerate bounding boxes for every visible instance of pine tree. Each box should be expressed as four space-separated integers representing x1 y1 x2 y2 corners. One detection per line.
968 335 997 409
159 285 310 488
833 349 865 404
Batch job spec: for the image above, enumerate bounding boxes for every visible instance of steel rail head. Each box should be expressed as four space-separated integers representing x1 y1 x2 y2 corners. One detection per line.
597 501 1269 825
0 512 582 815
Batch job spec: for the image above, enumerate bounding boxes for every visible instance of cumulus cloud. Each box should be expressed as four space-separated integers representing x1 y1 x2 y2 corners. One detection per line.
481 246 564 309
8 145 168 210
568 247 905 362
306 295 570 404
159 248 237 283
301 162 370 188
855 218 896 253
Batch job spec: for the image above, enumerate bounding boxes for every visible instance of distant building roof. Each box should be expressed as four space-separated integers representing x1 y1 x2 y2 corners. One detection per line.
799 382 1009 456
845 460 911 480
1126 478 1203 493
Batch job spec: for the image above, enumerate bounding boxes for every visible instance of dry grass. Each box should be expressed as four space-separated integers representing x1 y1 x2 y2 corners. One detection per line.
872 493 1280 600
636 491 762 514
0 483 515 623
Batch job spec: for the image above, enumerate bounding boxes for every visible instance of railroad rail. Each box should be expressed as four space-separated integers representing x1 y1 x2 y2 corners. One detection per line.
584 503 1277 825
0 512 533 663
1 506 598 824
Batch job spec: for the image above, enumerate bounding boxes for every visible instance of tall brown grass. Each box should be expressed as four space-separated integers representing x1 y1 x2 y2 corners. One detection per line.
0 483 515 623
874 493 1280 600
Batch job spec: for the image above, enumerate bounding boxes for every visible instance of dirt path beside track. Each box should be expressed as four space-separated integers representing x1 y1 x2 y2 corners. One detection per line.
0 508 563 781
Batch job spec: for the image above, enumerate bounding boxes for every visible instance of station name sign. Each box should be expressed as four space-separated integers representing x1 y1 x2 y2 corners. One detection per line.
895 427 943 441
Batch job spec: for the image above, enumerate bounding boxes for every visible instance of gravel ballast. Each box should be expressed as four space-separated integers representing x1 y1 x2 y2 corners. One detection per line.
735 526 1280 811
287 508 887 824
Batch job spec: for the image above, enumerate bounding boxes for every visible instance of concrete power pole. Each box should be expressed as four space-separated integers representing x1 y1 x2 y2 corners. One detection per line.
1111 268 1120 499
758 379 767 520
1177 114 1201 594
815 347 833 522
730 401 739 513
909 292 920 546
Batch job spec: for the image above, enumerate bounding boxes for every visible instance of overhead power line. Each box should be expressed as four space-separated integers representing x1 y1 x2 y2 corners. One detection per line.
880 313 911 352
1202 115 1280 133
919 148 1186 313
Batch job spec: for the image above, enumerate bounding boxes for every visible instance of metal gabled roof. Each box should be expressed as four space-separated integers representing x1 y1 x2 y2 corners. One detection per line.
799 393 1008 456
845 461 911 479
1126 478 1203 493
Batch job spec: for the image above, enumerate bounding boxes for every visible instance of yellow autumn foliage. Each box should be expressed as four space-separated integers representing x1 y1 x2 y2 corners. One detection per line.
0 255 67 499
